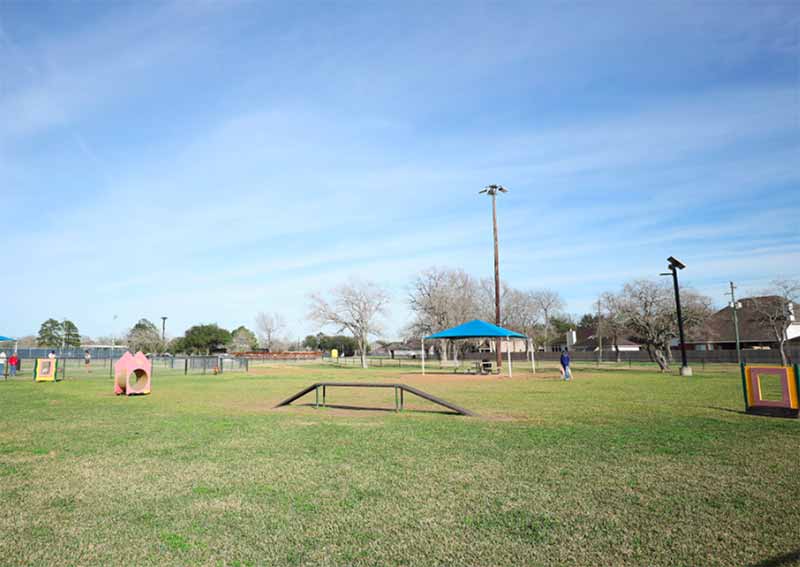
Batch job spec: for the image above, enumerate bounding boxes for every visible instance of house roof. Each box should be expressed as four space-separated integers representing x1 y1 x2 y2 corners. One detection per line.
381 341 416 350
692 296 800 344
572 326 639 349
424 320 527 340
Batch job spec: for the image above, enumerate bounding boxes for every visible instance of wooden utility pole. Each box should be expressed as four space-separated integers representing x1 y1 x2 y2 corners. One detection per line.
480 184 508 371
726 282 742 365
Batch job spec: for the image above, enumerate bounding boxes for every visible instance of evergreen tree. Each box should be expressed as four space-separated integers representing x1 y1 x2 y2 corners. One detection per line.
231 326 259 352
179 324 232 355
37 319 63 347
62 320 81 348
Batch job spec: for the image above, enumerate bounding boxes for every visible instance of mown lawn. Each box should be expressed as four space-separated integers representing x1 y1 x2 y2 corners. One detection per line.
0 364 798 566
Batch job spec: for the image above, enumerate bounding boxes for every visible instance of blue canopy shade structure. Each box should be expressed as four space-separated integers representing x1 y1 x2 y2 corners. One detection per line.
425 320 527 340
421 320 532 377
0 336 16 342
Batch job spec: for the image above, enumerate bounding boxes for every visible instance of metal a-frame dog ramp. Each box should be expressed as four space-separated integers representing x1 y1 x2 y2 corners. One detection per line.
274 382 476 416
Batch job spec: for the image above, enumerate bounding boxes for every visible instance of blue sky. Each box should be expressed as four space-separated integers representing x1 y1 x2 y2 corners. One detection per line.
1 1 798 341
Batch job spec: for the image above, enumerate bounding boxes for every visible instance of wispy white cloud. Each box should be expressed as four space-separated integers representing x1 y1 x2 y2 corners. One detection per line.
1 2 797 338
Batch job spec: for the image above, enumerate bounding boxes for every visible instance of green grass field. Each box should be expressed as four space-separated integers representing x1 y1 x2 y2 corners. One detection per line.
1 363 798 566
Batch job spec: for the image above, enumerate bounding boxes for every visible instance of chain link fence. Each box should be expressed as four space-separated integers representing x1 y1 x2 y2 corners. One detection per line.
0 355 249 381
331 347 799 373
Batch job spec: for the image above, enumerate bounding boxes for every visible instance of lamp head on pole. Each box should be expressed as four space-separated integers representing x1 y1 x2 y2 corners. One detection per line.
479 184 508 196
667 256 686 270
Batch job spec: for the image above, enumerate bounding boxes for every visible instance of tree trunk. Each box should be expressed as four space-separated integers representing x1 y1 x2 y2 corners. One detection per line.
654 348 669 372
647 344 669 372
360 333 368 369
541 308 549 351
775 323 789 366
439 340 449 362
614 339 621 363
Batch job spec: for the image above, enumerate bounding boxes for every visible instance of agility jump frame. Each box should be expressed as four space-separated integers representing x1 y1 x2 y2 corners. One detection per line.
275 382 476 416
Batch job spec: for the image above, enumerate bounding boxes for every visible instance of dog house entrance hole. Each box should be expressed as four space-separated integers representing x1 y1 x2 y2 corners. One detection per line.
129 369 148 390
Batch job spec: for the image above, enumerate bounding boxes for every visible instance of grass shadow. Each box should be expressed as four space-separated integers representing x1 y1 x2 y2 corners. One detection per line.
294 402 460 416
748 548 800 567
707 406 748 416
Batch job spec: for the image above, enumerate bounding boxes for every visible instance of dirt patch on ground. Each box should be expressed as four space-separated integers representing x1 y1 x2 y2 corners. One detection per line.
219 365 565 420
396 370 562 386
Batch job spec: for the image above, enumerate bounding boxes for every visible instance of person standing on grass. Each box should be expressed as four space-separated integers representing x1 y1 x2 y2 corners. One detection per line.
84 350 92 373
48 350 56 360
0 351 6 376
8 353 18 377
560 348 572 381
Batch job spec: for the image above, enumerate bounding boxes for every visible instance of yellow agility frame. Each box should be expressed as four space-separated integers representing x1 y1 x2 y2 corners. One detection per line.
742 364 799 417
34 358 58 382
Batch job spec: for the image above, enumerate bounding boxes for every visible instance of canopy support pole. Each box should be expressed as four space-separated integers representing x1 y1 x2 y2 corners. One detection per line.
421 338 425 375
507 339 512 377
529 339 535 373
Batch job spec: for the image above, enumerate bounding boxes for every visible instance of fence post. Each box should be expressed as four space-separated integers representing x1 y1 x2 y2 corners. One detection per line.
184 358 188 376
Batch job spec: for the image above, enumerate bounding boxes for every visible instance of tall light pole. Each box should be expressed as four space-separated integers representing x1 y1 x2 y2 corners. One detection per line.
726 282 742 365
596 300 603 364
161 316 168 343
479 184 508 370
660 256 691 377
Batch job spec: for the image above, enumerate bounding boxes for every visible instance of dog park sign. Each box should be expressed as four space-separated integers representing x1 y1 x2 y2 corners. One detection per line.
741 364 799 418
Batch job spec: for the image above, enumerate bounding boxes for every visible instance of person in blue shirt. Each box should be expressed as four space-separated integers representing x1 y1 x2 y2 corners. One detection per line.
560 348 571 381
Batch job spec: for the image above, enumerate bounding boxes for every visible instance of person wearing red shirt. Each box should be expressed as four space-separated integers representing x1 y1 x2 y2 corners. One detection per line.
8 353 18 377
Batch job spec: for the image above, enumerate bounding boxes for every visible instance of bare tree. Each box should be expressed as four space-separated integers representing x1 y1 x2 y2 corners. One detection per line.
309 279 390 368
126 319 163 353
618 279 713 371
598 291 630 362
478 279 512 325
505 290 541 332
408 268 480 361
255 312 286 352
530 290 565 350
750 279 800 366
502 288 542 355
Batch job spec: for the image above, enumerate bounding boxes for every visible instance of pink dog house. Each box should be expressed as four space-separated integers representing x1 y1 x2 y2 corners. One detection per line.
114 351 152 396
